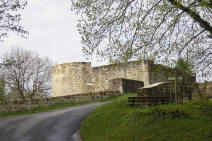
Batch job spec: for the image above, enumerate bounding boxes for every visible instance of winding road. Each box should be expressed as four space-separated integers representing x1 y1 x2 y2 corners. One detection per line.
0 102 105 141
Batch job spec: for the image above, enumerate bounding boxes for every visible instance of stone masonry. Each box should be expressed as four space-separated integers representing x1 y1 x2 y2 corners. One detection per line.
52 60 174 97
0 91 120 113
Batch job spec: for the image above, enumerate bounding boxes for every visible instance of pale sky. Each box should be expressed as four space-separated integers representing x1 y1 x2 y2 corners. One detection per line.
0 0 105 67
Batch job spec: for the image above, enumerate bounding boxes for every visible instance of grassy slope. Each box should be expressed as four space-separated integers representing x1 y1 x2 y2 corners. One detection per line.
0 96 118 118
80 93 212 141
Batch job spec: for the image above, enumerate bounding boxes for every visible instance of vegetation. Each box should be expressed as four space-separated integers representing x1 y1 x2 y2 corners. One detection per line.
1 47 53 101
0 0 28 42
71 0 212 79
81 93 212 141
0 95 118 119
0 77 5 101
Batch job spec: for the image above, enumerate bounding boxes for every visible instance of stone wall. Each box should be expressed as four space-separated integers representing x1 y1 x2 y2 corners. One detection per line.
182 82 212 101
52 61 150 97
148 63 196 85
148 64 172 84
109 78 144 93
137 82 212 104
52 62 92 97
91 61 149 92
138 82 175 103
52 60 195 97
0 91 120 113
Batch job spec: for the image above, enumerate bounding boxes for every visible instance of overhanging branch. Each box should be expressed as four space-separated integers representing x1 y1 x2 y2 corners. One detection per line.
168 0 212 36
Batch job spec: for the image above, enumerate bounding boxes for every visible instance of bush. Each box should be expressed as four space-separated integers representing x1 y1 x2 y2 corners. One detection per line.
151 105 191 118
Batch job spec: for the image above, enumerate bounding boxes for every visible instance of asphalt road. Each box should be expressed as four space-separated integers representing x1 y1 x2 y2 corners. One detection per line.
0 102 105 141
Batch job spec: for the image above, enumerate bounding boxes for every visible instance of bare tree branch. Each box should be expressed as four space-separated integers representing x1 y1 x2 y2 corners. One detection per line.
1 48 52 101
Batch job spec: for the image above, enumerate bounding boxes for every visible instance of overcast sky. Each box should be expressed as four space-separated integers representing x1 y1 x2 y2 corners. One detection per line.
0 0 104 67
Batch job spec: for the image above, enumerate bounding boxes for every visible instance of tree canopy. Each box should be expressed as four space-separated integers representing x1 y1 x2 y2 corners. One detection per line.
1 48 53 101
71 0 212 79
0 0 28 42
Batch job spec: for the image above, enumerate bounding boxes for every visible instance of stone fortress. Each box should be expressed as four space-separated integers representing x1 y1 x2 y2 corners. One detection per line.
3 60 210 113
52 60 180 97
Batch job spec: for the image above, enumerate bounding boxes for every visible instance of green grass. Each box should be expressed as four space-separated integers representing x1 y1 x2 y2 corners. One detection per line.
0 95 118 119
80 93 212 141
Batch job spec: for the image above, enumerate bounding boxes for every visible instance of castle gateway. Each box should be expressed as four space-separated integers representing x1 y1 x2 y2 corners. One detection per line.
52 60 188 97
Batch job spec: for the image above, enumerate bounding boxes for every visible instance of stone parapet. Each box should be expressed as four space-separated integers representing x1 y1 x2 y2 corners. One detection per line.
0 91 120 113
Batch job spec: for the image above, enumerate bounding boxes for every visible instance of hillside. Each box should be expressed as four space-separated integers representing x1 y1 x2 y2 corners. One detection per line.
80 93 212 141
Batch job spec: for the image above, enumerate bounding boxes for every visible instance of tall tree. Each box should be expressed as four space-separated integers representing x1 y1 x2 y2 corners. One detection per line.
1 48 53 101
0 0 28 42
71 0 212 79
0 76 5 101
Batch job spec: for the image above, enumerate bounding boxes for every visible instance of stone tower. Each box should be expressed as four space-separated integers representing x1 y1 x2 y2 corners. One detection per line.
52 62 92 97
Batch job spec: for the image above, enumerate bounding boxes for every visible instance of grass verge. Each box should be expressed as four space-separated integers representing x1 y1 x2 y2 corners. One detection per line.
80 93 212 141
0 95 118 119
